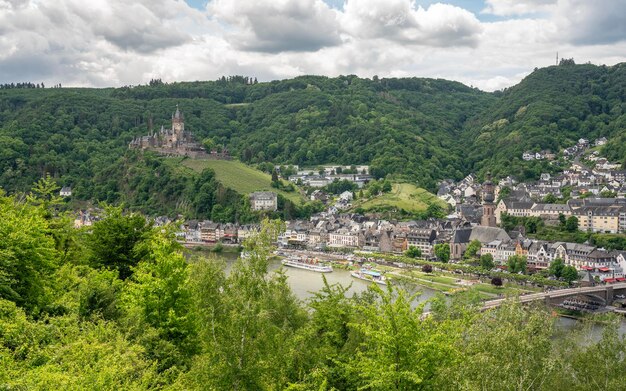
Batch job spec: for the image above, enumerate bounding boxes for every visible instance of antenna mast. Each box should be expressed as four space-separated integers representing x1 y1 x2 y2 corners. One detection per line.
556 51 559 65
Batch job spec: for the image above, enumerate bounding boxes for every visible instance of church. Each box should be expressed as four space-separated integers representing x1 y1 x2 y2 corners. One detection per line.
481 173 497 227
129 106 227 159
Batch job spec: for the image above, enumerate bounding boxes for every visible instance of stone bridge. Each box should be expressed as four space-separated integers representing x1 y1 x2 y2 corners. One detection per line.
481 282 626 310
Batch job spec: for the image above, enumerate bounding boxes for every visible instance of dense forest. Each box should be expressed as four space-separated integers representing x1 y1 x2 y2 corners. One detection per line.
0 62 625 217
466 61 626 179
2 184 626 390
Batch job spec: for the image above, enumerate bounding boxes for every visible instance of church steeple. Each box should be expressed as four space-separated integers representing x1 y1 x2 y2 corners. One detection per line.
481 172 497 227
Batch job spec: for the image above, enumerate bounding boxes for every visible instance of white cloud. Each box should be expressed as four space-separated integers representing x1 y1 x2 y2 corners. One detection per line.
414 3 483 47
341 0 482 47
208 0 342 52
482 0 557 16
554 0 626 45
0 0 625 91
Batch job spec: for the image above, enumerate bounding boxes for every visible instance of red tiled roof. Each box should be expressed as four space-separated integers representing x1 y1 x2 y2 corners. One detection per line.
604 278 616 283
616 277 626 282
598 267 611 272
581 266 594 271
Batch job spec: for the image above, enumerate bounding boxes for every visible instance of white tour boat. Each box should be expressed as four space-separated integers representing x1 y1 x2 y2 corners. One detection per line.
351 268 387 285
281 256 333 273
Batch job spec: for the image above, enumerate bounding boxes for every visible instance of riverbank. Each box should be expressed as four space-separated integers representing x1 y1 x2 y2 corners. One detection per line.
276 248 542 299
183 242 242 254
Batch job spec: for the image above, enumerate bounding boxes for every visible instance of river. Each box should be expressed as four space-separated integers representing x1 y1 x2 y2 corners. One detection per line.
202 250 440 305
203 250 626 335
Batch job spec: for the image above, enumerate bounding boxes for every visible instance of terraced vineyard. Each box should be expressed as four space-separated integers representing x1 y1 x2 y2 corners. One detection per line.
351 183 446 214
175 158 305 204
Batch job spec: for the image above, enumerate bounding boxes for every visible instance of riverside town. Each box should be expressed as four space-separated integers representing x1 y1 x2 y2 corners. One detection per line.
3 1 626 389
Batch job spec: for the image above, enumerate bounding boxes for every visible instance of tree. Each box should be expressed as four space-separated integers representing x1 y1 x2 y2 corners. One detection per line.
367 181 382 197
404 246 422 258
507 255 527 274
346 284 453 390
382 180 392 193
0 192 57 313
565 216 579 232
434 243 450 263
426 203 446 219
180 219 307 390
561 265 579 284
271 169 279 182
28 174 63 218
491 277 503 287
464 240 481 260
202 137 216 151
123 230 199 371
600 190 616 198
497 186 511 202
542 193 558 203
549 258 565 278
558 213 567 227
480 254 495 270
441 302 557 390
524 217 543 234
0 300 158 388
87 205 152 280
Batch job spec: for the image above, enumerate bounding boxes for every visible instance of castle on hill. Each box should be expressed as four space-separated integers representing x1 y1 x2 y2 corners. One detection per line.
129 105 230 159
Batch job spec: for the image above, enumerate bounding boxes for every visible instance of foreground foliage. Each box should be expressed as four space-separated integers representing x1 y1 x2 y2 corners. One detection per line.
1 190 626 390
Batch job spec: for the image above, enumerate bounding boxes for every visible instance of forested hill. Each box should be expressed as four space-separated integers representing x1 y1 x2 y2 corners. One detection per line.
0 63 625 207
112 75 495 189
466 62 626 179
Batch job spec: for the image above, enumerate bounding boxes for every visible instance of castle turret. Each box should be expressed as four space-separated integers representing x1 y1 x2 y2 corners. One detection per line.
172 104 184 136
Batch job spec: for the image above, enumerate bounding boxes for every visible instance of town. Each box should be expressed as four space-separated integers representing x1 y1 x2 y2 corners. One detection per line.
4 1 626 388
73 136 626 286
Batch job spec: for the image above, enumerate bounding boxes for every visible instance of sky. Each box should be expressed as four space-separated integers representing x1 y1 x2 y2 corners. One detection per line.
1 0 625 91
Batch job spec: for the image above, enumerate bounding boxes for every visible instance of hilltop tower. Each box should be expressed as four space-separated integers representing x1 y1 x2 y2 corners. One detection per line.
481 172 497 227
172 104 184 136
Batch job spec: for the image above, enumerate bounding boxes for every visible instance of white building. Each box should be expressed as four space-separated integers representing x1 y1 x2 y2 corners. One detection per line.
60 186 72 197
250 192 278 211
339 191 354 202
328 228 361 248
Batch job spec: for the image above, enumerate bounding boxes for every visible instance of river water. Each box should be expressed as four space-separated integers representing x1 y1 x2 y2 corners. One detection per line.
204 251 439 304
204 251 626 335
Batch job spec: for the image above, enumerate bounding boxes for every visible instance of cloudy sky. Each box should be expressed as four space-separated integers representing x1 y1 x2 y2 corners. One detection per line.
1 0 625 91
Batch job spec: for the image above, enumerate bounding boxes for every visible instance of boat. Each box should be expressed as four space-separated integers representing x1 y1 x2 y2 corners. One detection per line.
281 256 333 273
351 268 387 285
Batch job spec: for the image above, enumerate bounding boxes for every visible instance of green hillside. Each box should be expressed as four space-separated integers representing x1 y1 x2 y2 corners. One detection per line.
175 158 304 204
0 63 625 213
465 62 626 180
351 183 447 215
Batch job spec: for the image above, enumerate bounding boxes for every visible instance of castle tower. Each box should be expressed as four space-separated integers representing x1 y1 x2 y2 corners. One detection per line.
172 104 184 136
481 172 497 227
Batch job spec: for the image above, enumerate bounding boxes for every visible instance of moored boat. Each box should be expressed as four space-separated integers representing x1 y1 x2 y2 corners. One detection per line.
281 257 333 273
351 268 387 285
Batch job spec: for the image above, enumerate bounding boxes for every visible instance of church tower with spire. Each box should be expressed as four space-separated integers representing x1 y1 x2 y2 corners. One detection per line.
481 172 497 227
